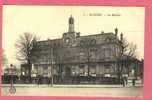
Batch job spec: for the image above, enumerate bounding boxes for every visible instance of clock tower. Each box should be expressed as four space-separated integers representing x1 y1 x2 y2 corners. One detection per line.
62 16 80 46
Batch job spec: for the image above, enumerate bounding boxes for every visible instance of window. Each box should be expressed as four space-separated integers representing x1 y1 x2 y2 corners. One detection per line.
104 64 111 73
79 51 85 60
43 66 48 74
79 65 85 69
105 37 112 43
80 40 84 46
79 52 84 56
90 64 96 68
90 39 96 45
90 48 97 59
104 48 111 58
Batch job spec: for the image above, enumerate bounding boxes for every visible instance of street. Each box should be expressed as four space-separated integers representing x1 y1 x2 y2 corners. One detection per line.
2 84 143 97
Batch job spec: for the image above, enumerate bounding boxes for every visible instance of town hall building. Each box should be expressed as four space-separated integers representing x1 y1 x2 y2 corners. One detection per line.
27 16 143 83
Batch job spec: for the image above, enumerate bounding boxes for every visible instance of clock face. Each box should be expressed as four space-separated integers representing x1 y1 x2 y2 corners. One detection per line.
65 38 70 44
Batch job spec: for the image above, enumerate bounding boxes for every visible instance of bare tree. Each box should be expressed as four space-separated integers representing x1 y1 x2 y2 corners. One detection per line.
121 37 137 58
15 32 38 64
117 35 138 81
15 32 39 80
80 38 96 77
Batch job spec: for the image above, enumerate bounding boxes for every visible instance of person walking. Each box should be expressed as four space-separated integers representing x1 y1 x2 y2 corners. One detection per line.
122 77 125 87
132 78 136 86
124 76 128 86
37 75 41 86
47 76 51 86
120 77 125 87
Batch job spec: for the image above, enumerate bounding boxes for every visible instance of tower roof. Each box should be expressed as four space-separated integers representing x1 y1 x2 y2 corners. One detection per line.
69 15 74 24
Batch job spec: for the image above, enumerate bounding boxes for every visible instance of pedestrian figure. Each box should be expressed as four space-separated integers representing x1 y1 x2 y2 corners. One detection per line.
124 76 128 86
120 77 125 87
132 78 136 86
47 76 51 86
37 75 41 86
122 77 125 87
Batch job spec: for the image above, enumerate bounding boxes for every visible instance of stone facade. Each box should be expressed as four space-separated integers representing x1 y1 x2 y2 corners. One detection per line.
30 16 141 80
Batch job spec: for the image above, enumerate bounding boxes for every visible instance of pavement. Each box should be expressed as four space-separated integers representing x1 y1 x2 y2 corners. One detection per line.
1 84 143 97
1 83 143 88
1 79 143 96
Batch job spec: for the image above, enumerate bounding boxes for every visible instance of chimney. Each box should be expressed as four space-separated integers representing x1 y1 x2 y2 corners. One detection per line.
101 31 104 34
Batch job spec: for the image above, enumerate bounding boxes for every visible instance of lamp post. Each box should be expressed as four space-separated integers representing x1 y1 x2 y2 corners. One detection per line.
51 60 55 86
49 40 54 87
9 64 16 94
80 39 93 77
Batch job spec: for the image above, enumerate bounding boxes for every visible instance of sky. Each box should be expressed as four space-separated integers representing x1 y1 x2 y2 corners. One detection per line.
2 6 145 67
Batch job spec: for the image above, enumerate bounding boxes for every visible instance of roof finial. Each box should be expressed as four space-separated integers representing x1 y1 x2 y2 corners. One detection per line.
120 33 123 41
115 27 118 36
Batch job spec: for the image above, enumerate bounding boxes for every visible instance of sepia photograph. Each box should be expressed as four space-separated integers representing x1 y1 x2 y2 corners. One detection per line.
2 5 144 97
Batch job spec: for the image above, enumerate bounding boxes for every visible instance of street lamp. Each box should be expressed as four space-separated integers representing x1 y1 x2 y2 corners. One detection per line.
9 64 16 94
51 60 55 86
49 40 55 87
